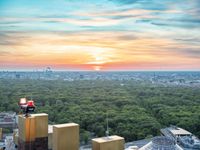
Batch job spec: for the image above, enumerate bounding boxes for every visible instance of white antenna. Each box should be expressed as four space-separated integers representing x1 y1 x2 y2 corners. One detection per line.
106 113 109 139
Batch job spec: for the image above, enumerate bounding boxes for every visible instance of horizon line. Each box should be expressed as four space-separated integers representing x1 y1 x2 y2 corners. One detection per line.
0 69 200 72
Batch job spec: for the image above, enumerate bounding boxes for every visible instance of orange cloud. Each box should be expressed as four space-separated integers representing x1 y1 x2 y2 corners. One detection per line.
0 31 200 71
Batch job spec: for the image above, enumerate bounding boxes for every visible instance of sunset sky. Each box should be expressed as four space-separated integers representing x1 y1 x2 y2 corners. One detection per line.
0 0 200 71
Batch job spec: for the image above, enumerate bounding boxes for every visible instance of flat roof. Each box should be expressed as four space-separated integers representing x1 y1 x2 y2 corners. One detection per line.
31 113 48 117
169 127 191 135
92 135 124 143
53 123 79 128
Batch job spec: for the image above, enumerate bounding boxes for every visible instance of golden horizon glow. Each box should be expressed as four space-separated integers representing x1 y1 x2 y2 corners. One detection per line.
0 31 200 71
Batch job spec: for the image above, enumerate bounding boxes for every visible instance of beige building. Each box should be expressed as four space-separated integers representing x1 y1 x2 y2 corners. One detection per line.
53 123 79 150
18 113 48 150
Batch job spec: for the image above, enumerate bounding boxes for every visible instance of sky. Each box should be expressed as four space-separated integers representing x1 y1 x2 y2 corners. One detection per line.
0 0 200 71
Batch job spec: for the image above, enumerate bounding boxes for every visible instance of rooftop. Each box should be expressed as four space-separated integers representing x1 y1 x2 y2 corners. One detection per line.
161 126 192 139
31 113 48 117
92 135 124 143
168 127 192 136
53 123 79 128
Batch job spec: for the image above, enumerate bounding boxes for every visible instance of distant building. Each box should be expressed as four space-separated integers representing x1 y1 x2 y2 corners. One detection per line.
0 112 16 128
161 126 200 149
15 74 20 79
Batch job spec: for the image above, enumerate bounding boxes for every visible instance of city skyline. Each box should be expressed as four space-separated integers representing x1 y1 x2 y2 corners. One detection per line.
0 0 200 71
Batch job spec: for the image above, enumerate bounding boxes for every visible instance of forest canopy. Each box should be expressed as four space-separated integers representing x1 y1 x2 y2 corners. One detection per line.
0 79 199 143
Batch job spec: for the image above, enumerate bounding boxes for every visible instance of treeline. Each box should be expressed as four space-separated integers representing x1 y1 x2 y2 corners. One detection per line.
0 79 199 143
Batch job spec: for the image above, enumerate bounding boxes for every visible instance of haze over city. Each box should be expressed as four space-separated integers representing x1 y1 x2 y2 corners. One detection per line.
0 0 200 71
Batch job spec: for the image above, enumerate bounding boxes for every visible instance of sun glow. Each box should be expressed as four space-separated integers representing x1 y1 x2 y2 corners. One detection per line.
94 66 101 71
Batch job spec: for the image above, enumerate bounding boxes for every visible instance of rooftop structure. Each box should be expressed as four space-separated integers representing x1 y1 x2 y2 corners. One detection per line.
170 128 191 136
140 136 183 150
161 126 192 139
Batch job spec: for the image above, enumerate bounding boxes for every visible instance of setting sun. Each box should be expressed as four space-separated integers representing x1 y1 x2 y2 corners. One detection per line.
94 66 101 71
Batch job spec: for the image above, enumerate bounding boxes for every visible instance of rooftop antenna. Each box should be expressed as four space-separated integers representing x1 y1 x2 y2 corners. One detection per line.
106 112 110 139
